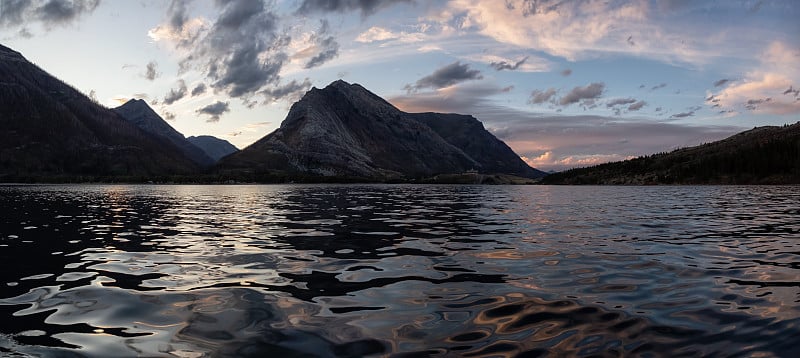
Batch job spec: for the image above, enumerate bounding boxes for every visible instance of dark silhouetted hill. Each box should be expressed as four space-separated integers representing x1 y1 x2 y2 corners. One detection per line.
540 122 800 185
0 44 199 181
114 99 214 167
187 135 239 162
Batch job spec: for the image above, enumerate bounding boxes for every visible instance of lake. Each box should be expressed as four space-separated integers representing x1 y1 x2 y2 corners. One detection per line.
0 184 798 357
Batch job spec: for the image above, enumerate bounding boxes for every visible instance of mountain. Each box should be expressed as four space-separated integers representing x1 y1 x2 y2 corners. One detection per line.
218 80 545 179
187 135 239 162
540 122 800 185
0 43 198 180
113 99 214 167
408 112 545 178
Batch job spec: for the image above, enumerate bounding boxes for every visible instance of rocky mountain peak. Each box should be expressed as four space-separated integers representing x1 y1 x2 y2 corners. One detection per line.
295 80 399 115
220 80 546 179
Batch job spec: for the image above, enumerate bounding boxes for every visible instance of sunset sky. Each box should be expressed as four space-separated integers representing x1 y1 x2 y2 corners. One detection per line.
1 0 798 171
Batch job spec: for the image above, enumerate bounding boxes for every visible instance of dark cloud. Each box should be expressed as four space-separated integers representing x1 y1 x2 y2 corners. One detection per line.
191 83 207 97
0 0 99 29
560 68 572 76
163 111 176 121
304 20 339 69
606 98 637 108
39 0 99 25
144 61 159 81
164 0 287 100
196 101 230 122
628 100 646 111
17 27 33 38
745 97 772 110
713 78 731 87
650 83 667 91
0 0 32 26
296 0 411 16
404 61 483 92
261 78 312 103
521 0 561 16
167 0 189 30
559 82 605 106
489 56 528 71
163 80 187 105
782 86 799 97
670 111 694 118
529 88 557 104
391 83 515 114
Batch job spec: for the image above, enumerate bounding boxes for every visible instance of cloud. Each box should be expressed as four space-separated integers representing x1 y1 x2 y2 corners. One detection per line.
355 26 425 43
560 69 572 76
150 0 290 100
650 83 667 91
432 0 649 61
391 82 515 114
196 101 230 122
404 61 482 92
489 56 528 71
191 83 206 97
429 0 779 67
261 78 312 103
714 79 731 87
355 26 395 42
709 41 800 115
670 111 694 118
162 111 176 121
143 61 159 81
559 82 605 106
304 20 339 69
163 79 187 105
628 100 646 111
167 0 189 30
523 152 635 171
529 88 557 104
606 97 636 108
296 0 411 16
0 0 100 30
417 44 442 53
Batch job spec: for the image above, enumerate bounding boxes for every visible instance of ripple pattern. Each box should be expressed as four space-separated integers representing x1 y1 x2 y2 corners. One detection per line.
0 184 799 357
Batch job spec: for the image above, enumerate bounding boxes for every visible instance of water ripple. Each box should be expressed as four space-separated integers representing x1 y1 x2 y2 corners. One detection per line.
1 184 799 357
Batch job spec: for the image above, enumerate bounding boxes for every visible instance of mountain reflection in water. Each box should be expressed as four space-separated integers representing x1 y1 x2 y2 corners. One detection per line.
1 184 798 357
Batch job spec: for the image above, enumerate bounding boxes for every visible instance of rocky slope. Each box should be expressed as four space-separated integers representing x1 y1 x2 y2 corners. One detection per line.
540 122 800 184
408 112 546 178
0 43 198 180
114 99 214 167
187 136 239 162
219 80 544 179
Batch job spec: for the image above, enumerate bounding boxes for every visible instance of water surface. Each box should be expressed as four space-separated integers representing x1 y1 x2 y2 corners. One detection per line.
1 184 798 357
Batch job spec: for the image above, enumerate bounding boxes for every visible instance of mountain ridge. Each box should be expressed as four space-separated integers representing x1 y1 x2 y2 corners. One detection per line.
0 43 199 180
188 135 239 162
113 99 214 167
218 80 545 179
540 122 800 185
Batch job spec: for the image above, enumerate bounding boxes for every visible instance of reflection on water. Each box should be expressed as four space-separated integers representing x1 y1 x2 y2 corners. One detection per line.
1 184 799 357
